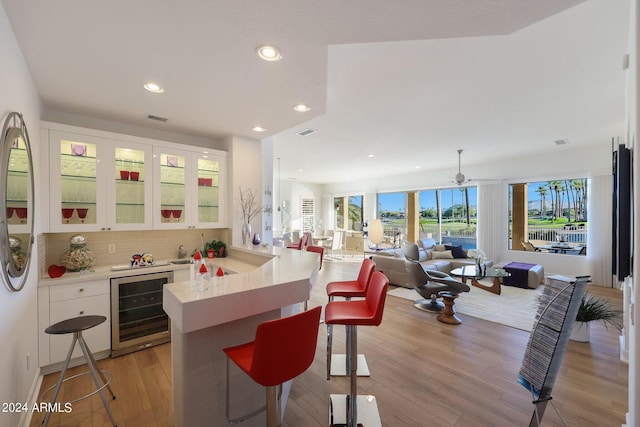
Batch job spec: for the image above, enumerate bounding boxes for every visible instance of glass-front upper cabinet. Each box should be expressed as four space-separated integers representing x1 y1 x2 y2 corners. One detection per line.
49 131 153 232
109 143 153 230
153 147 226 229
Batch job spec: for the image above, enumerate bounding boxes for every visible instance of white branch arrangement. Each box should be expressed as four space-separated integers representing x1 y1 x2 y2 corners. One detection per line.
239 187 264 224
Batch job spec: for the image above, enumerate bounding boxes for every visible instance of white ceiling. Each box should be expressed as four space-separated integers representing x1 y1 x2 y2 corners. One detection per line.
1 0 629 184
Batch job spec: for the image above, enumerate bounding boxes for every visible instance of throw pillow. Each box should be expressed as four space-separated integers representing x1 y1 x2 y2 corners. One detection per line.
434 244 447 252
431 250 453 259
445 245 467 259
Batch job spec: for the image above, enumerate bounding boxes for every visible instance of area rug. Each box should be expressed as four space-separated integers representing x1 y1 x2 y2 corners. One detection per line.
388 282 545 331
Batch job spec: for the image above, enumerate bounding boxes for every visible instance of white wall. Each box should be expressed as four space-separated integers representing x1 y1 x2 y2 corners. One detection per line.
0 4 43 426
226 135 264 246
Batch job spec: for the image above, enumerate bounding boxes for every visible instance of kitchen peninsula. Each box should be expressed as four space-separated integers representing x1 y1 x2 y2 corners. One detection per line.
163 245 320 427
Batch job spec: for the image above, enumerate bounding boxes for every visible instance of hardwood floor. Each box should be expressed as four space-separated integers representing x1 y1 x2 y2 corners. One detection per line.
31 258 627 426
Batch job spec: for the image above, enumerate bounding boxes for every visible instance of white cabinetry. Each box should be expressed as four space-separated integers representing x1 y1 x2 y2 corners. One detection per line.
48 130 154 232
38 280 111 368
153 147 226 229
44 124 227 232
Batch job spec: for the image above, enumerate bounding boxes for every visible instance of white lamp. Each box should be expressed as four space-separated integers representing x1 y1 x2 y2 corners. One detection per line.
367 219 384 249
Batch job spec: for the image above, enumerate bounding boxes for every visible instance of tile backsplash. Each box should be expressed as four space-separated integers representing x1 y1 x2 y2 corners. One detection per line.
42 228 231 275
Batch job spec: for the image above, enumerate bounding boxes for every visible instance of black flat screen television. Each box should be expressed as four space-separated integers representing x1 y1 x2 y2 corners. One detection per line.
612 144 632 280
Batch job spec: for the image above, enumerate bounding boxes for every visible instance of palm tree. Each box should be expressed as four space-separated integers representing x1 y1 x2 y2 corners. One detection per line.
535 185 548 218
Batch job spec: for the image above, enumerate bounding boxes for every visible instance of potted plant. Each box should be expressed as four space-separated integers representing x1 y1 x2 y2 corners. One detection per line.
571 293 622 342
204 240 227 258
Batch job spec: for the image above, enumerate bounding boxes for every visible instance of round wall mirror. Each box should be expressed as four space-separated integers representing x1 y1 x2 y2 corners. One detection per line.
0 112 34 292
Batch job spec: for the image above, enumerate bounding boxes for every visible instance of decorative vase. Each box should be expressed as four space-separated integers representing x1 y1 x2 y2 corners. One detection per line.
570 321 590 342
252 233 261 245
242 223 252 246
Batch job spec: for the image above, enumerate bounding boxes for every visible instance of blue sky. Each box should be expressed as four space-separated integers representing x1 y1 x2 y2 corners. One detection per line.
378 188 478 213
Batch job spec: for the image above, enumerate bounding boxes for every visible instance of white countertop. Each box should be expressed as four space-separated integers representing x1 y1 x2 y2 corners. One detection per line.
37 245 277 287
163 245 320 333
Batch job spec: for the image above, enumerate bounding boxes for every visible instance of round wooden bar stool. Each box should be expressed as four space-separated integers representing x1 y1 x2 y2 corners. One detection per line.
223 306 321 426
325 271 388 427
41 315 117 427
325 258 375 380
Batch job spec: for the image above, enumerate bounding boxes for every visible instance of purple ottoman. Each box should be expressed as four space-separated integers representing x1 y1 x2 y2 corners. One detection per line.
496 262 544 289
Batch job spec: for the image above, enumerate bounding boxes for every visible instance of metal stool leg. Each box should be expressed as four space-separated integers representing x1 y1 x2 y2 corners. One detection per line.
43 334 78 427
81 334 116 400
326 323 333 380
346 325 357 427
77 332 117 426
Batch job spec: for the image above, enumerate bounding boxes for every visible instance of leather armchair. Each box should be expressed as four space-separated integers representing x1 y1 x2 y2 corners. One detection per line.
404 259 470 312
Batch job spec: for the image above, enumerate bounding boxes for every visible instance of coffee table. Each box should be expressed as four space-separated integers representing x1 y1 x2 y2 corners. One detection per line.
450 265 511 295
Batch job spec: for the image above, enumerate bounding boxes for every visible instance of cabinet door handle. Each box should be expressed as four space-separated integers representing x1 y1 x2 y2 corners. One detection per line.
79 310 84 315
79 288 84 292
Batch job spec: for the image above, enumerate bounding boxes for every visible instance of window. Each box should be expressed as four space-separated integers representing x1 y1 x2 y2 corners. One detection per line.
301 197 314 232
375 192 405 246
508 179 588 255
334 195 363 230
419 187 477 249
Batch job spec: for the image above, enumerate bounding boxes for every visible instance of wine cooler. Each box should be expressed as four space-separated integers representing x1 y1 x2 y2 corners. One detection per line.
111 271 174 357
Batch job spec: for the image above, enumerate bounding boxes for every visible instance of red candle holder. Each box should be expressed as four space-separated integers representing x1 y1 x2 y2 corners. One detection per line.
76 208 89 223
62 208 74 223
161 209 172 222
15 208 28 223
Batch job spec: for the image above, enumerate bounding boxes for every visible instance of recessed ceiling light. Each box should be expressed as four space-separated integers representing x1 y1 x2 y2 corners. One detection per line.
257 45 282 61
252 126 267 132
293 104 310 112
367 154 375 158
143 82 164 93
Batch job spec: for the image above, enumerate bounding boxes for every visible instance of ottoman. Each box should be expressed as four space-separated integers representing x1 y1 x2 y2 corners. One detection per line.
494 261 544 289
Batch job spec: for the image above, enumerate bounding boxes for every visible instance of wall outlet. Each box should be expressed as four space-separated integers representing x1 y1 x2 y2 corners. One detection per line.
108 243 116 254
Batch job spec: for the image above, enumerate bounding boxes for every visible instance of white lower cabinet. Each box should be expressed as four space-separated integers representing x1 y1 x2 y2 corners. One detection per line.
39 280 111 368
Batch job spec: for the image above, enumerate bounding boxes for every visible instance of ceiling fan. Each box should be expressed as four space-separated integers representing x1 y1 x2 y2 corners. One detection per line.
454 149 471 186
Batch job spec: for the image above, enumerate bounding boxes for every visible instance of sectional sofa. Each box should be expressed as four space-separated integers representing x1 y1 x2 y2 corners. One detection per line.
371 238 493 288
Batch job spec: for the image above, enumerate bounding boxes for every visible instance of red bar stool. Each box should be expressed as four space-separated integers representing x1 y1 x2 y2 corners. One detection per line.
306 245 325 269
326 258 375 380
223 306 321 426
325 271 388 427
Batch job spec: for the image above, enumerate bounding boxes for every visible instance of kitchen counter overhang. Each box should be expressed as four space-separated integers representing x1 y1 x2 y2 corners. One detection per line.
162 245 321 427
163 245 320 333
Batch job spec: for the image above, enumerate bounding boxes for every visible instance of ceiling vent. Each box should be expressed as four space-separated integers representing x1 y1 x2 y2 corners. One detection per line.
296 128 317 137
147 114 168 122
554 139 569 146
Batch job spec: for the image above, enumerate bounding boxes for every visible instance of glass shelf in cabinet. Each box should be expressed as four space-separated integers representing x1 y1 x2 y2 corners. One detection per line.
198 204 220 208
61 174 97 180
160 164 185 170
160 181 185 186
115 202 145 207
8 170 28 176
61 201 97 206
116 159 145 165
60 153 97 160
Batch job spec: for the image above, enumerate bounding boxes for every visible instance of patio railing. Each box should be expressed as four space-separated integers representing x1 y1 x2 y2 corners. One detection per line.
528 226 587 243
